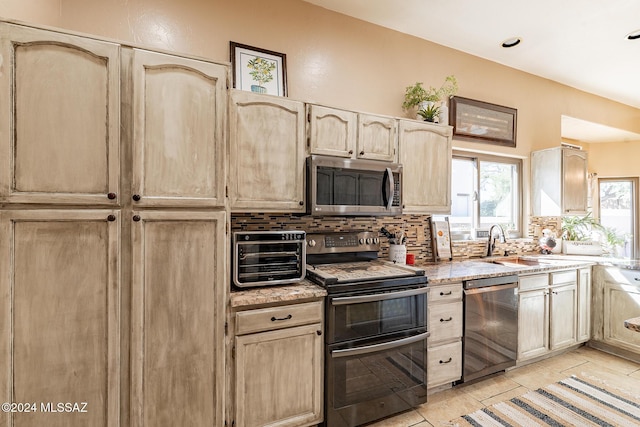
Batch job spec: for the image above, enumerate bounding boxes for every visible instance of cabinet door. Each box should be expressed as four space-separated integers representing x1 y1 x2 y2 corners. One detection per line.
131 211 226 427
562 148 588 215
603 282 640 353
577 267 591 342
0 210 120 427
0 23 120 206
356 113 397 162
235 324 323 427
307 105 357 157
130 49 227 207
549 284 577 350
229 90 306 212
517 289 549 361
398 120 452 213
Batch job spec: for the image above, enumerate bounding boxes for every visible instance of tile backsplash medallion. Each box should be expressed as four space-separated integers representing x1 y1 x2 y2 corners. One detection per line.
231 214 542 262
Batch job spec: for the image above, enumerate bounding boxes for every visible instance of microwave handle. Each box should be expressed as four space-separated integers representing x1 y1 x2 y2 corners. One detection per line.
384 167 394 210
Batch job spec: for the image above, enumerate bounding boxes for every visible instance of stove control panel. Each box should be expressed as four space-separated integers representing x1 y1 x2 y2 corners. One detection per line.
306 231 380 255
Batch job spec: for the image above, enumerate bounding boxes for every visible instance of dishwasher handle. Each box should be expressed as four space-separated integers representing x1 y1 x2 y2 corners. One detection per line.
464 282 518 295
464 274 518 289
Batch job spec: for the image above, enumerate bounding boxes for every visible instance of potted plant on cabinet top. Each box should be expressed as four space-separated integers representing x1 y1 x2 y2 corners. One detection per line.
401 75 458 123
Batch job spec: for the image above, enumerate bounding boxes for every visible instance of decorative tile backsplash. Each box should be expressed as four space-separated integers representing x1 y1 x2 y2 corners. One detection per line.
231 213 542 261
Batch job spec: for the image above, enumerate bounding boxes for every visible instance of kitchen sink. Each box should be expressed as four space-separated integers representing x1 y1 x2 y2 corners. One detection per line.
488 257 542 267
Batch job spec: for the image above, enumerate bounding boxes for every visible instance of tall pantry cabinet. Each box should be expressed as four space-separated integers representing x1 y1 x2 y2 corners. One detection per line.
0 21 228 427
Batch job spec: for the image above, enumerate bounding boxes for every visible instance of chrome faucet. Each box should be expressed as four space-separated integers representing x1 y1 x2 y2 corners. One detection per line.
486 224 507 257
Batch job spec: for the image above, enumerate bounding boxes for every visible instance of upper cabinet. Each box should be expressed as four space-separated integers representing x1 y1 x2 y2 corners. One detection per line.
0 23 120 206
229 90 306 212
129 49 227 208
398 120 452 214
531 146 588 216
307 104 357 158
357 113 397 162
308 105 397 162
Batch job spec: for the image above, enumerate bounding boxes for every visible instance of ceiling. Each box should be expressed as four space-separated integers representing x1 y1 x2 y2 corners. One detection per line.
303 0 640 142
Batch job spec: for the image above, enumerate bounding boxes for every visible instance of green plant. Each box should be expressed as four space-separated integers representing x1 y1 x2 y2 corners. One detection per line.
401 75 458 111
417 104 440 122
561 212 626 255
247 57 276 87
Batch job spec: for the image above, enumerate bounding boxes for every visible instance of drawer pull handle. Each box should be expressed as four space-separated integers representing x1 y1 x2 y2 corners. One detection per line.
439 357 452 364
271 314 292 322
440 291 453 296
440 317 453 322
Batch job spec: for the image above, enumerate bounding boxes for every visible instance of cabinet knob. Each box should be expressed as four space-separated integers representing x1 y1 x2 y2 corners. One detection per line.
299 201 304 206
359 150 365 156
107 192 117 200
348 150 354 155
107 214 116 222
133 215 141 222
132 194 141 201
316 330 322 336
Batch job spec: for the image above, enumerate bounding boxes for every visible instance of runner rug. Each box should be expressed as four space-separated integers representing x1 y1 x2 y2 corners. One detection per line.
452 375 640 426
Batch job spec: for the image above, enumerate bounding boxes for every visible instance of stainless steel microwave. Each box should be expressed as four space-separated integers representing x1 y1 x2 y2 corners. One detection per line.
307 155 402 216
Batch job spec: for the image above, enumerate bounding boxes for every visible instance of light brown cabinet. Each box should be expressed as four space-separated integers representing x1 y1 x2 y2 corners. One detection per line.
307 105 398 162
0 20 229 427
531 147 588 216
427 282 463 387
0 210 121 427
0 23 120 206
130 211 226 427
517 270 579 362
307 104 357 158
130 49 227 207
229 90 306 212
233 302 323 427
577 267 591 343
398 120 452 214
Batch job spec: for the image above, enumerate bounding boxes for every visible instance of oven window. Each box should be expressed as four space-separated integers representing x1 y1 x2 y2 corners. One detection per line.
327 336 427 425
331 291 426 343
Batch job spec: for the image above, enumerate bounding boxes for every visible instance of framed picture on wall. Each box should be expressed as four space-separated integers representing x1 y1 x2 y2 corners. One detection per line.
230 42 287 97
449 96 517 147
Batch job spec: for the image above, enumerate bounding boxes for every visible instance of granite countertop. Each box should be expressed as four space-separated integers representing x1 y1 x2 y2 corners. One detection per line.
624 317 640 333
230 279 327 309
417 256 596 285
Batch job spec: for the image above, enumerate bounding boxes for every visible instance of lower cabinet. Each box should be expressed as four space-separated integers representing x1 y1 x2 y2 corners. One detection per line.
427 282 463 388
0 210 121 427
518 269 582 362
233 301 323 427
592 266 640 354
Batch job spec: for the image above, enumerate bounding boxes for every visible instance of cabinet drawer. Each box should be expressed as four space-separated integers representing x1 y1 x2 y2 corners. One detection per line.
519 273 548 291
551 270 576 285
429 283 462 304
235 301 323 335
428 301 462 342
428 341 462 387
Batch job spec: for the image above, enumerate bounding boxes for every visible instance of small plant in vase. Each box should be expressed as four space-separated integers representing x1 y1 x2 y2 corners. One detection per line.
417 103 440 123
402 75 458 122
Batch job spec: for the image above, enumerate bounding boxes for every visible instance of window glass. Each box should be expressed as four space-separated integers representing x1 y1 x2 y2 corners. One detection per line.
442 153 521 239
598 179 636 258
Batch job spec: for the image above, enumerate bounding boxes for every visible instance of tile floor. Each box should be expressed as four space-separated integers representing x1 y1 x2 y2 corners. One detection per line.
370 345 640 426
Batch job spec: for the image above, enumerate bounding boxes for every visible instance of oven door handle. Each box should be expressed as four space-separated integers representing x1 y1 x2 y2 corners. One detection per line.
464 282 518 295
331 331 430 359
331 286 428 306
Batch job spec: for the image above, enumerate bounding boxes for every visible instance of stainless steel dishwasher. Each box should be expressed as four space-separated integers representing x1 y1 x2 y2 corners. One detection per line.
460 274 519 383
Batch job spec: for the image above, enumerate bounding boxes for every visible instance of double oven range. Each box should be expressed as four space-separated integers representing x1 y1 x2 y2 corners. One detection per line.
305 231 429 427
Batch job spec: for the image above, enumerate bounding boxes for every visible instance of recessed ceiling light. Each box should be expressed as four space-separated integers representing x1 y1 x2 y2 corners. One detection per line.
627 29 640 40
501 37 522 48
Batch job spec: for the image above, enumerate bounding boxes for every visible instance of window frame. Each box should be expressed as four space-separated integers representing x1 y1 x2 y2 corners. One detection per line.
450 150 523 238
